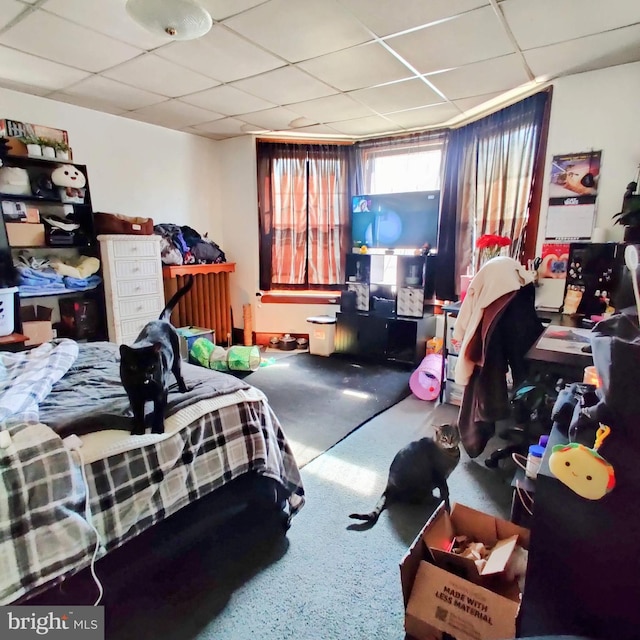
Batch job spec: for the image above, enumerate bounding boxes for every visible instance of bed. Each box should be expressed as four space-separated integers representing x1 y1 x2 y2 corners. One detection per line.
0 339 305 605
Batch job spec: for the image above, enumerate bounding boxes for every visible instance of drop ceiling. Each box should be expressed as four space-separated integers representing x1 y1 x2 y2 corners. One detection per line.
0 0 639 140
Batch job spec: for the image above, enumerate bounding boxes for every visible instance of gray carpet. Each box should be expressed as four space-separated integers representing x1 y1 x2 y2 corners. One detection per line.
107 396 514 640
231 350 413 467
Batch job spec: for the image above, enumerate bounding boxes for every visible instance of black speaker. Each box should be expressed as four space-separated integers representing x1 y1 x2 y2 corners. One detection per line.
340 290 357 313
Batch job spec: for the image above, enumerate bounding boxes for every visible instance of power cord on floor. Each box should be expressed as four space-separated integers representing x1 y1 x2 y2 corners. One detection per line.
63 435 104 606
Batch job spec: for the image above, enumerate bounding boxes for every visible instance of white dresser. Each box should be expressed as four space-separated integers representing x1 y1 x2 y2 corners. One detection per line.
97 234 165 344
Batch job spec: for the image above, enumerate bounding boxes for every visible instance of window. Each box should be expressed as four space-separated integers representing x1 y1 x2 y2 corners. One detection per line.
257 142 350 291
352 131 446 283
366 146 442 194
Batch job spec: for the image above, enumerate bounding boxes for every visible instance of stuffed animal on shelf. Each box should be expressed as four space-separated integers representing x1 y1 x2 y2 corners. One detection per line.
51 164 86 204
0 166 31 195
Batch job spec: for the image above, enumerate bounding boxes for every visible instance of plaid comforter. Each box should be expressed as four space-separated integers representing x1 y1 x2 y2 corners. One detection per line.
0 342 304 605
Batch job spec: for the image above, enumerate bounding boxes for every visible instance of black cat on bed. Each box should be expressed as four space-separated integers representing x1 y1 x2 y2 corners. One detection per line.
120 276 194 435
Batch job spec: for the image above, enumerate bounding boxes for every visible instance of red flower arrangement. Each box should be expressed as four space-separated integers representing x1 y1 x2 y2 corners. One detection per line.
476 234 511 263
476 234 511 250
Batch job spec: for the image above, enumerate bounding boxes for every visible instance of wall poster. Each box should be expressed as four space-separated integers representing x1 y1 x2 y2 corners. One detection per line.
544 150 601 240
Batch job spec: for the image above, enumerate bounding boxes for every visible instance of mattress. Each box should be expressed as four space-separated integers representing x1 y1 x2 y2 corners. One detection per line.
0 341 304 604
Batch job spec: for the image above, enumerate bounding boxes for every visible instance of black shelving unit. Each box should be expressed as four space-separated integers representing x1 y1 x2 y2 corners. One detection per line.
0 153 107 345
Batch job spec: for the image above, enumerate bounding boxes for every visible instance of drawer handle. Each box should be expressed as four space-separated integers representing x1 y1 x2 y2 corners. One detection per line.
133 267 139 272
135 286 141 292
137 305 143 311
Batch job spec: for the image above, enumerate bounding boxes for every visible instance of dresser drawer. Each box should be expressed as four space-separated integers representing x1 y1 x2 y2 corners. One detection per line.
114 258 160 280
116 278 162 299
121 317 151 338
113 240 159 259
118 295 164 319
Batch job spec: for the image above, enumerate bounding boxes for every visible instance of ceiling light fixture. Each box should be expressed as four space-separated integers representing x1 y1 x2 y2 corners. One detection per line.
126 0 213 41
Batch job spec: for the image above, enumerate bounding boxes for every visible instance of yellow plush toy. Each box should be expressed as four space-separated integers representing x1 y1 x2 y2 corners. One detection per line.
549 425 615 500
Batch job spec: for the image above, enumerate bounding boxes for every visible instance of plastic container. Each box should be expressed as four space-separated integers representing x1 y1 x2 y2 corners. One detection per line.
525 444 545 479
0 287 17 336
409 353 443 401
306 315 336 356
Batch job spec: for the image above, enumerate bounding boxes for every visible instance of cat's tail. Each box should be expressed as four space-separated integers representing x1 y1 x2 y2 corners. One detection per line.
348 492 387 525
159 275 194 321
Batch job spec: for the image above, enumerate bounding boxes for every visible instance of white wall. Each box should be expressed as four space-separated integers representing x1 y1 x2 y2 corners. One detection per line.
539 60 640 246
216 135 343 336
0 87 221 238
535 60 640 308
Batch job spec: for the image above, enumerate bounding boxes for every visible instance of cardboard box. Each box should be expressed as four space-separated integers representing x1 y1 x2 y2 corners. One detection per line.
400 503 529 640
20 305 54 346
6 222 45 247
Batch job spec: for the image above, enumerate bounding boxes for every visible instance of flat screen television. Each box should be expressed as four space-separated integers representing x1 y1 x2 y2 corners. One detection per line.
351 190 440 250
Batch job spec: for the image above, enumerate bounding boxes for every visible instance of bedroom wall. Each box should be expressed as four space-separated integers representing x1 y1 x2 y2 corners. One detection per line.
0 87 221 239
535 60 640 308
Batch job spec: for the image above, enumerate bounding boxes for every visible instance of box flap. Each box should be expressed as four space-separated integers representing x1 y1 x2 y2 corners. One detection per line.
480 534 519 576
421 501 453 554
20 305 36 322
449 503 500 547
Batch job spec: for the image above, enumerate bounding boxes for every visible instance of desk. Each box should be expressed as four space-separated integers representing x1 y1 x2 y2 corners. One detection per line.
526 315 593 383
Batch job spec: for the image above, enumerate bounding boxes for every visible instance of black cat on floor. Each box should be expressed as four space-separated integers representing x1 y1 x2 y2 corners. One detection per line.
120 276 194 435
348 423 461 527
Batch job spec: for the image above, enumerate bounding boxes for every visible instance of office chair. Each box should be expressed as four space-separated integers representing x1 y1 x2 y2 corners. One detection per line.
484 374 558 468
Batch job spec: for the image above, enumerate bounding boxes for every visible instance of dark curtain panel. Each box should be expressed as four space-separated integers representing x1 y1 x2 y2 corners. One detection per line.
435 127 473 301
435 90 550 300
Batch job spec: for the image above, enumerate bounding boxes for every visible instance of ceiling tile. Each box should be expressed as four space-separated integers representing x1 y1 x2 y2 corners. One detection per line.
180 85 276 115
50 75 165 112
349 78 443 114
0 0 28 29
241 107 306 130
524 23 640 81
192 117 250 136
297 42 412 91
428 54 530 100
156 25 285 83
384 102 461 128
47 92 127 115
231 66 337 105
198 0 266 21
0 44 89 92
223 0 372 63
452 92 505 112
338 0 489 37
287 123 343 135
327 114 402 136
287 93 376 122
0 10 142 72
501 0 640 50
103 54 219 98
386 6 515 74
125 100 224 129
44 0 171 50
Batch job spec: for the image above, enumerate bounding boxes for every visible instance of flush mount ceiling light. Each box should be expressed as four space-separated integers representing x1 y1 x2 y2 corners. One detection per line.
126 0 213 41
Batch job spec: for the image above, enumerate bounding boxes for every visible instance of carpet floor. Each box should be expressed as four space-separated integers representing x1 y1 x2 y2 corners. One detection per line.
232 351 413 467
106 396 515 640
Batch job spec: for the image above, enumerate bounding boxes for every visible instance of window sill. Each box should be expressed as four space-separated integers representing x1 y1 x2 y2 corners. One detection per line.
259 290 340 305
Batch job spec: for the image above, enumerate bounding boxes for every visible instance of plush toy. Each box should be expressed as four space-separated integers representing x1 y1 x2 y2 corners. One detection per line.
0 166 31 195
51 164 86 203
549 425 615 500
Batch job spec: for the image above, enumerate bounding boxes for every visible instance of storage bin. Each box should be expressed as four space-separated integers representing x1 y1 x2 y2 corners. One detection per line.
176 326 214 361
306 315 336 356
0 287 17 336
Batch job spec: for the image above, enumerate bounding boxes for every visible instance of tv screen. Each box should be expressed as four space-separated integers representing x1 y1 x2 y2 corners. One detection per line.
351 190 440 250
